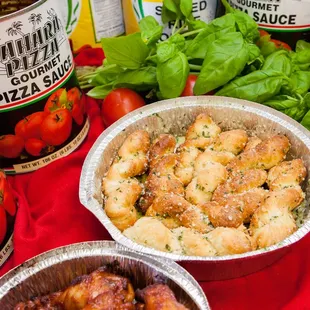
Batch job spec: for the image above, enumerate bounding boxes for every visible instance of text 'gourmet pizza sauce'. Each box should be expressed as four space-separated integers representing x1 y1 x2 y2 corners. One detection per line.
0 0 89 174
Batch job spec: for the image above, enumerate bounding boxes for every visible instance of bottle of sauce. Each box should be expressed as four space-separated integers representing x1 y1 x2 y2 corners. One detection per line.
226 0 310 48
64 0 125 50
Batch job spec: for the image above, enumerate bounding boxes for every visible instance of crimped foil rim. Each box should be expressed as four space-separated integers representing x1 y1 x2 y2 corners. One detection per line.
0 241 209 309
79 96 310 262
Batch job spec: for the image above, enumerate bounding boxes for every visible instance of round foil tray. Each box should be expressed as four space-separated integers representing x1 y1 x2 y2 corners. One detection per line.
79 96 310 281
0 241 209 309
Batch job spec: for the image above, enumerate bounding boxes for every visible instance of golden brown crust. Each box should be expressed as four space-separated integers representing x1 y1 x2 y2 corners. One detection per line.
185 113 221 148
146 193 210 233
226 135 290 173
175 114 221 185
175 146 201 186
211 129 248 155
267 159 307 191
212 169 268 204
149 134 177 170
206 227 254 255
102 131 151 231
186 161 228 205
244 136 262 152
105 180 142 231
172 227 217 256
202 188 268 228
195 150 235 170
123 217 182 253
250 187 304 248
140 153 184 213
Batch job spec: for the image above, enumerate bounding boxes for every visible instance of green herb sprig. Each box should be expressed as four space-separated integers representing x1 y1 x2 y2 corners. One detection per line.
78 0 310 130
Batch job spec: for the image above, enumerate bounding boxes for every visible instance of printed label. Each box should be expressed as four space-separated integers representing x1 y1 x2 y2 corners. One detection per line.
13 118 89 173
0 234 13 267
89 0 125 42
228 0 310 31
0 3 74 111
61 0 82 36
0 0 88 174
132 0 217 40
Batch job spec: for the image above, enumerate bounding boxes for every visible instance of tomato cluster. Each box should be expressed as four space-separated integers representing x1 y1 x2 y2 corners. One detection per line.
0 171 17 244
0 87 86 159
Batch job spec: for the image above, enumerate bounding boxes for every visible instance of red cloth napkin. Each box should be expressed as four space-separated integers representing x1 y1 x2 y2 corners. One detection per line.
1 47 310 310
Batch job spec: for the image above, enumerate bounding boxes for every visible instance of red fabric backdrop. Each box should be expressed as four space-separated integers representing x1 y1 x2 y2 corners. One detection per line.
1 47 310 309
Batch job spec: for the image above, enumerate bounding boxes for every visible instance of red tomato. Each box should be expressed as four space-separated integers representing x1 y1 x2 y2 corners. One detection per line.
44 88 67 114
40 109 72 146
0 173 16 216
0 135 24 158
25 138 47 157
15 111 47 140
101 89 145 127
270 39 292 51
0 208 7 244
181 75 215 97
259 29 269 37
67 87 84 125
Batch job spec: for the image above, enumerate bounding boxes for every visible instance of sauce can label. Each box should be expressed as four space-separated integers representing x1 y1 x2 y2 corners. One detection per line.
228 0 310 32
0 0 89 174
123 0 218 39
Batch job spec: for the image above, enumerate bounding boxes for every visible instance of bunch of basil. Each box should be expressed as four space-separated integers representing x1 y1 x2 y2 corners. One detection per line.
78 0 310 130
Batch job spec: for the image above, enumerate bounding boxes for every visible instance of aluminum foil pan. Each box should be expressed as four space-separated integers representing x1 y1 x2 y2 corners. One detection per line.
79 96 310 281
0 241 209 309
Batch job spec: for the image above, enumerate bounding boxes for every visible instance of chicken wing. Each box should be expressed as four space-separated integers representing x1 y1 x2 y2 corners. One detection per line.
15 269 135 310
136 284 189 310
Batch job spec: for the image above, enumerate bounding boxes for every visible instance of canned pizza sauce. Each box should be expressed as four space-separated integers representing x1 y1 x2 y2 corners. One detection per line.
0 0 89 174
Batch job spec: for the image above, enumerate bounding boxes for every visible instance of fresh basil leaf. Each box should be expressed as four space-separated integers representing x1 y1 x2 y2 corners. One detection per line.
291 49 310 71
233 11 259 42
301 110 310 130
157 42 178 63
180 0 192 18
257 35 278 57
186 14 236 59
194 32 248 95
157 51 189 98
113 67 157 91
162 0 181 23
89 64 124 86
296 40 310 52
139 16 163 46
162 5 177 23
187 18 208 30
101 33 149 69
247 43 261 65
210 13 236 31
263 95 300 110
285 71 310 96
221 0 259 42
167 33 186 51
216 70 286 103
284 105 308 122
262 50 292 76
303 93 310 109
87 84 113 99
146 54 158 66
